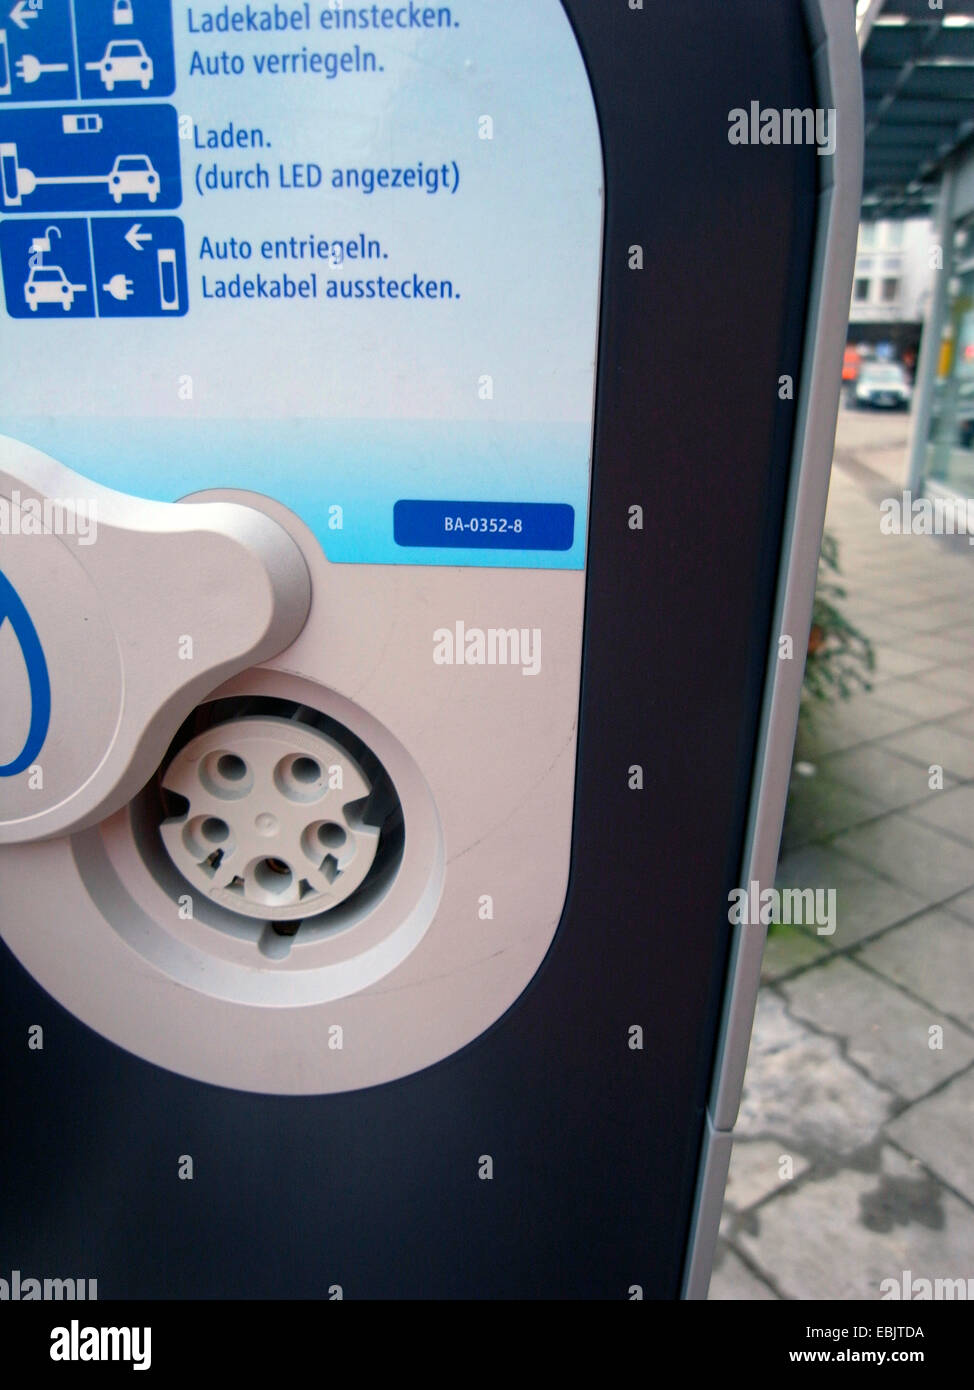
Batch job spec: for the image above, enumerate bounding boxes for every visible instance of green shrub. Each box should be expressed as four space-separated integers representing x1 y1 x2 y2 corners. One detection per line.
801 531 875 715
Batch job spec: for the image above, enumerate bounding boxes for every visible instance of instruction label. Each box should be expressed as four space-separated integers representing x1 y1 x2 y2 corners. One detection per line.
0 1 603 569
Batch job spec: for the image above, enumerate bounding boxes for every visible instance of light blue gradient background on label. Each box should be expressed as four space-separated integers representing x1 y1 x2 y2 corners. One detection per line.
1 415 590 566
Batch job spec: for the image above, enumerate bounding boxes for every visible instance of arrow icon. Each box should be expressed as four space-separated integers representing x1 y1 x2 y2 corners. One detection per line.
9 1 39 31
124 222 152 252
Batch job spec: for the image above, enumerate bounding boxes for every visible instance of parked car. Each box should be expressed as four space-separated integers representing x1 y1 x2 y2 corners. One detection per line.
854 362 912 410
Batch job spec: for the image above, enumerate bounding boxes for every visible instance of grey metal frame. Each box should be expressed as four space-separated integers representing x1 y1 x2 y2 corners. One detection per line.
682 0 864 1299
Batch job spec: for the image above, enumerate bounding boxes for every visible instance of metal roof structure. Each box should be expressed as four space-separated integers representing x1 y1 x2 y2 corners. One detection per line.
859 0 974 218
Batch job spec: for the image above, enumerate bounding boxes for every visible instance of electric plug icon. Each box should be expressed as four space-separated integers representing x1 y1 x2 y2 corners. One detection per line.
15 55 70 85
103 273 134 301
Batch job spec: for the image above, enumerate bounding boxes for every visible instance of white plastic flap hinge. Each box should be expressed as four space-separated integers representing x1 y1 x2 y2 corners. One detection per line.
0 435 312 842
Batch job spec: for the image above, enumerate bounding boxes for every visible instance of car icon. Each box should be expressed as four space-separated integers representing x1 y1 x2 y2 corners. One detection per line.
109 154 159 203
24 264 87 312
86 39 153 91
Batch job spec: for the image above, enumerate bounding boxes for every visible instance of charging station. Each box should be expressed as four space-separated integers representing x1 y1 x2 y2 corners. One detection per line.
1 0 862 1299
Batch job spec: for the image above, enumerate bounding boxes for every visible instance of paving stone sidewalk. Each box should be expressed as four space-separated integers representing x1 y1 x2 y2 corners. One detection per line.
710 409 974 1300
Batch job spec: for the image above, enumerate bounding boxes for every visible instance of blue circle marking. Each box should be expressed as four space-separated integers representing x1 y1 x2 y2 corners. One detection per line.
0 570 52 777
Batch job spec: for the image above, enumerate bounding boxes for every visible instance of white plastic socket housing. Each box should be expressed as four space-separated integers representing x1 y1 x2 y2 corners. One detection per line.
0 484 586 1093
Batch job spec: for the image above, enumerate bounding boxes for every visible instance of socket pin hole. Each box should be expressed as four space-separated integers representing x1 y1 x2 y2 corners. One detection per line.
200 751 253 800
273 753 326 804
318 823 347 849
255 858 293 894
292 757 321 783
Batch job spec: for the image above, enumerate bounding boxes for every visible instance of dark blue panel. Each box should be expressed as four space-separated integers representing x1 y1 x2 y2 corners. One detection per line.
0 104 180 214
394 500 575 551
75 0 175 101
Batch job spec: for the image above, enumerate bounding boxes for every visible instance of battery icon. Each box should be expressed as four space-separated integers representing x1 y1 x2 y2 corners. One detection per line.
63 114 105 135
0 30 11 98
157 247 179 311
1 143 20 206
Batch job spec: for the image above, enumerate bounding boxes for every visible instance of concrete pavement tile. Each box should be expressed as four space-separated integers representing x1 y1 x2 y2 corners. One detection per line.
842 599 897 620
775 842 929 946
943 707 974 742
905 784 974 846
944 888 974 924
839 589 886 606
887 1069 974 1205
855 618 931 647
926 599 974 628
833 813 974 902
802 699 920 755
878 588 948 609
761 924 829 982
857 910 974 1030
870 680 973 722
939 620 974 646
724 1139 811 1211
782 958 974 1101
915 662 974 697
879 607 958 635
917 669 972 706
872 577 939 597
707 1244 779 1301
869 645 939 680
819 744 956 813
893 632 974 664
880 725 974 781
737 992 892 1155
735 1146 974 1301
780 773 884 851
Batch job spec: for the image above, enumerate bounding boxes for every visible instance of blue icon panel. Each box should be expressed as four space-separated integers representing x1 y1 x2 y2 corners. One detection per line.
76 0 175 102
1 215 187 319
0 103 180 214
0 216 94 318
92 215 186 317
0 1 76 104
0 0 175 104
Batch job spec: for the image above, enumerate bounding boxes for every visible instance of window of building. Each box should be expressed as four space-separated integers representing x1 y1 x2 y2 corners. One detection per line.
886 222 905 249
854 278 871 302
860 223 878 249
881 278 899 302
